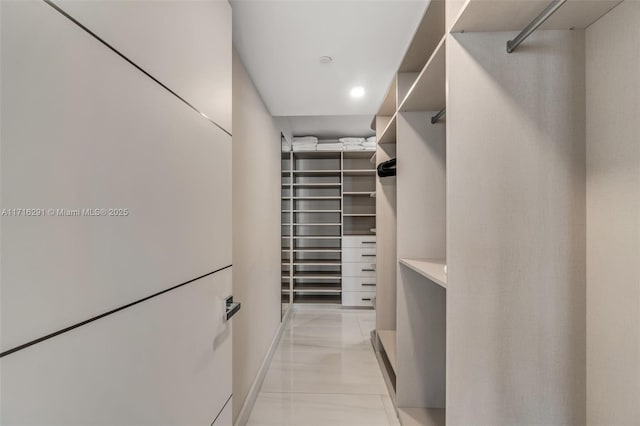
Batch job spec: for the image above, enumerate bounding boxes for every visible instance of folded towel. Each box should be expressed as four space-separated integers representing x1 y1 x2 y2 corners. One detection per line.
317 143 344 151
362 140 376 146
343 145 365 151
293 145 317 151
366 136 377 143
339 137 365 143
292 136 318 144
363 146 376 151
342 140 365 145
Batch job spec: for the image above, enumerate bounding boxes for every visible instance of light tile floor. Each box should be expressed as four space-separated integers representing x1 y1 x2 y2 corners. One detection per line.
247 308 399 426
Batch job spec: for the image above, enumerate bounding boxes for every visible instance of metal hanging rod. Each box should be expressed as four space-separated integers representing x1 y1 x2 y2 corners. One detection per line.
506 0 567 53
431 107 446 124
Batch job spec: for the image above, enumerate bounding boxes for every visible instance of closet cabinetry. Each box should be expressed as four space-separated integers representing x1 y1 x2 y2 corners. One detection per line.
281 150 376 306
372 0 626 424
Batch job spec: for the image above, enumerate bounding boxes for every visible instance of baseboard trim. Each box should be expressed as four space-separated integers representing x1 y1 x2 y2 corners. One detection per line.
234 308 292 426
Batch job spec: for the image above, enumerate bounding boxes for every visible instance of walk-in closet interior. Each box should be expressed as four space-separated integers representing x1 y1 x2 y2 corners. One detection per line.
2 0 638 425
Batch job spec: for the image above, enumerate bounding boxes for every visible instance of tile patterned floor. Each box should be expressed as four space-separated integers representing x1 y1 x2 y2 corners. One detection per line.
247 308 399 426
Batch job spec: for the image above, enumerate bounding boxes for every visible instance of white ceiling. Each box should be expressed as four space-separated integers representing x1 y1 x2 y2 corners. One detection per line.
231 0 429 117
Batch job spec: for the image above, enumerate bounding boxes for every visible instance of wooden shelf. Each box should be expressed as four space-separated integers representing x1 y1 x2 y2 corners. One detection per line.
293 210 342 213
398 408 445 426
398 0 445 73
292 247 341 252
293 272 342 279
369 152 377 164
293 260 342 266
292 196 341 200
343 192 375 196
293 287 341 294
378 113 397 145
293 223 341 226
343 169 377 174
399 258 447 288
343 213 376 217
293 183 341 187
293 170 342 175
450 0 621 33
398 36 445 113
377 330 397 373
377 79 397 116
292 236 341 239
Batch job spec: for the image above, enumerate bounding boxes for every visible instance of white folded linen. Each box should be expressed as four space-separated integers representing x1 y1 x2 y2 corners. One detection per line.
362 140 376 146
293 145 318 151
292 136 318 144
363 146 376 151
339 137 365 143
316 143 344 151
343 145 366 151
281 145 291 152
366 136 377 143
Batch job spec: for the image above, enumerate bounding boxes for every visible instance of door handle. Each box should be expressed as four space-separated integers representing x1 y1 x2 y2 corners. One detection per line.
361 283 376 287
361 298 372 301
361 254 376 257
223 296 241 321
361 241 376 245
362 268 375 272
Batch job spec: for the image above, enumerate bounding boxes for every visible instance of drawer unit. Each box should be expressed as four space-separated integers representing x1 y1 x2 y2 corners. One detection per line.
342 247 376 263
342 291 376 307
342 236 377 248
342 262 376 278
342 277 377 292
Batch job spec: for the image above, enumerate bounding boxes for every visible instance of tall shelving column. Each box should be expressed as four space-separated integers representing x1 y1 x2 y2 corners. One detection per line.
281 152 293 311
373 1 447 424
291 152 343 304
342 151 377 307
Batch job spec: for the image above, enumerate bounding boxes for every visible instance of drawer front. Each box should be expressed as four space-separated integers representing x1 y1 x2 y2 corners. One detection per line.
342 247 377 263
342 262 376 278
342 277 377 292
342 236 377 248
342 291 376 307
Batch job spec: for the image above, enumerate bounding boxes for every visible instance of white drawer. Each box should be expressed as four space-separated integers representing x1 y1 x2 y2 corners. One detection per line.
342 247 377 263
342 291 376 307
342 277 377 292
342 236 377 248
342 262 376 278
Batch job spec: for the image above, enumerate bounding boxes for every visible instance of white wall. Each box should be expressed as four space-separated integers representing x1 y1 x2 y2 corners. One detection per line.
586 2 640 424
232 49 282 421
1 0 232 423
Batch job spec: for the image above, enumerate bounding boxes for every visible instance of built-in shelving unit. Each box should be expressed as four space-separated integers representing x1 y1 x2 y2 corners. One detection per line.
281 150 376 305
370 0 623 423
372 0 446 423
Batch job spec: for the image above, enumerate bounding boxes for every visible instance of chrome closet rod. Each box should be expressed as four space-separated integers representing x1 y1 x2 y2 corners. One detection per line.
431 107 446 124
506 0 567 53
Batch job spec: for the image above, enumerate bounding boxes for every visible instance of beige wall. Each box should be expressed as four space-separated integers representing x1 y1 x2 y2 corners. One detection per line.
447 29 587 424
586 2 640 424
232 49 282 421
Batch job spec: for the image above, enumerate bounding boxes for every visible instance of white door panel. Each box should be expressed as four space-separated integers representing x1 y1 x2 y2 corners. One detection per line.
0 268 233 426
52 0 232 132
1 0 231 351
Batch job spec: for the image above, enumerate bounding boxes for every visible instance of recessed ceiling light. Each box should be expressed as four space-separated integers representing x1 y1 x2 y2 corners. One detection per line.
350 86 365 98
319 56 333 64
